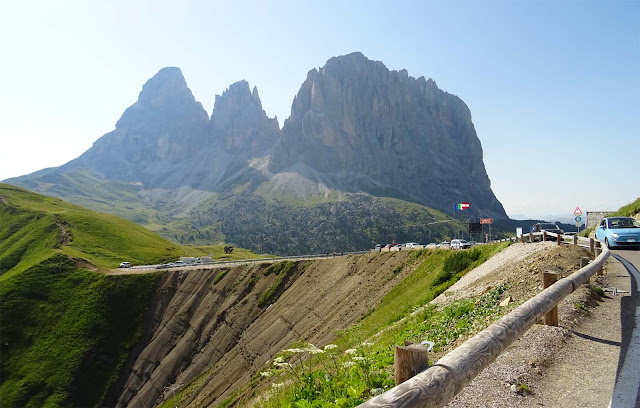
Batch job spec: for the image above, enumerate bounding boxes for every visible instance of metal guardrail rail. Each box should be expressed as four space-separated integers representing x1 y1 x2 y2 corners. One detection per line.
360 235 610 408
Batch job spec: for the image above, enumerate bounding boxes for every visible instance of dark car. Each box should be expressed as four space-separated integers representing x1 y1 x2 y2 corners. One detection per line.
532 223 564 239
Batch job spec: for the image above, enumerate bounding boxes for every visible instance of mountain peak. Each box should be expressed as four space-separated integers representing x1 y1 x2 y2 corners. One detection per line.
210 81 279 156
270 53 506 218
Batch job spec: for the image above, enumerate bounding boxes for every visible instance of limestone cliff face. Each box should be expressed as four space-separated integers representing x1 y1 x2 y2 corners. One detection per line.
79 67 210 183
209 80 280 157
270 52 506 218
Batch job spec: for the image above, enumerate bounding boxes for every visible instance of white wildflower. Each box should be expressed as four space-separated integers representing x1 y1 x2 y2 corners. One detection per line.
274 362 291 368
260 371 272 377
324 344 338 351
273 356 285 365
305 345 324 354
341 361 355 368
285 348 305 354
345 348 358 355
361 342 374 347
352 356 366 361
371 388 384 396
272 383 283 390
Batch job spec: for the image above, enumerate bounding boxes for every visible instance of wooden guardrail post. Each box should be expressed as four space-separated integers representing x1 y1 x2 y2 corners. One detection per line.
594 242 604 276
557 234 562 246
543 231 547 242
573 235 578 246
543 272 559 326
529 233 534 243
394 341 429 385
589 238 595 254
521 234 525 243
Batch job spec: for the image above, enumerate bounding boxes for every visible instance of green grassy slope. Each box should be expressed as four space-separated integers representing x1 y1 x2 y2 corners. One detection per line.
0 184 262 407
610 197 640 217
0 183 187 280
0 256 156 407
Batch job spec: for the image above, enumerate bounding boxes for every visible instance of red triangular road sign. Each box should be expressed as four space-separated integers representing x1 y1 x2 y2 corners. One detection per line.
574 206 582 215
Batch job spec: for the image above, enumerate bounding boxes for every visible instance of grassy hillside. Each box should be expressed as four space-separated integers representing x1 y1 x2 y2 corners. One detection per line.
6 172 515 255
610 197 640 217
0 184 262 407
0 256 156 407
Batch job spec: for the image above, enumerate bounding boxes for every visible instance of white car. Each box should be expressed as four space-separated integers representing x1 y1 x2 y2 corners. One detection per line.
403 242 420 249
450 239 471 250
119 262 131 268
173 261 187 267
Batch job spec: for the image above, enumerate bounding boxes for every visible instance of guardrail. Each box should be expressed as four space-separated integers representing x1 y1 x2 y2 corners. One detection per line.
360 237 610 408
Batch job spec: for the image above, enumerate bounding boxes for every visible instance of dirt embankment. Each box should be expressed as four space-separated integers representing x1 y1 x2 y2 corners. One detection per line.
111 251 423 408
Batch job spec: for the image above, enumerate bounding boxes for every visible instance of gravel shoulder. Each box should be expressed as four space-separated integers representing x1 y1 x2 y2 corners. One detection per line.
440 243 628 407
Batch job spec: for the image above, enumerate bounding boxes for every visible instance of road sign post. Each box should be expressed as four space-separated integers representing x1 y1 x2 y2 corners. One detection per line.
574 207 583 233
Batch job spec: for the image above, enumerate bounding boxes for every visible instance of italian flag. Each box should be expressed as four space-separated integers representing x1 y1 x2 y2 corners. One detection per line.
456 202 470 210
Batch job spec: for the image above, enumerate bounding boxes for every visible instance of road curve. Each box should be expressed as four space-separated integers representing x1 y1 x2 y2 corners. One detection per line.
609 249 640 408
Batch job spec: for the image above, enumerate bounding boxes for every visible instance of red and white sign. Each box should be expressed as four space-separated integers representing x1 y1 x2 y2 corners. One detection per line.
574 206 582 215
480 218 493 224
460 202 469 209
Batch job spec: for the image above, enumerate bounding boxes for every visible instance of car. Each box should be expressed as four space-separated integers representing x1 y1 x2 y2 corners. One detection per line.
403 242 420 249
155 263 175 269
595 217 640 249
119 262 131 268
532 223 564 239
173 261 187 267
468 241 477 246
450 239 472 250
382 243 401 251
374 244 382 251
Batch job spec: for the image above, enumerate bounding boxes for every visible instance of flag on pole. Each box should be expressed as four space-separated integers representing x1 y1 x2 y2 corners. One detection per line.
456 202 470 210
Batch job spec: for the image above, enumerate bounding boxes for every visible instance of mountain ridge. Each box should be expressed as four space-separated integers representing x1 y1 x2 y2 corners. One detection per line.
5 52 507 254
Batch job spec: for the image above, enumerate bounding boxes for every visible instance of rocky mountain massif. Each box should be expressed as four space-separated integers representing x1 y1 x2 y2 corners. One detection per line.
6 52 507 254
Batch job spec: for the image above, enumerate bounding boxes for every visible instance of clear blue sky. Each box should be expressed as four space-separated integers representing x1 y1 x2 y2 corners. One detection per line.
1 0 638 219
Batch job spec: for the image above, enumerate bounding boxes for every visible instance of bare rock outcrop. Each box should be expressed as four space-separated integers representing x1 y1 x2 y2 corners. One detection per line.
79 67 210 183
209 80 280 157
270 52 506 218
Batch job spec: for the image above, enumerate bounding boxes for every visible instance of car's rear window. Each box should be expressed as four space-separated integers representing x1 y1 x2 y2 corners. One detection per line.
539 223 558 229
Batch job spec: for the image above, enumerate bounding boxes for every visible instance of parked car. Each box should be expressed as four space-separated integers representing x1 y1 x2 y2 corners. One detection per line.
374 244 382 251
450 239 472 250
403 242 419 249
532 223 564 239
595 217 640 249
382 243 401 251
119 261 131 268
173 261 187 267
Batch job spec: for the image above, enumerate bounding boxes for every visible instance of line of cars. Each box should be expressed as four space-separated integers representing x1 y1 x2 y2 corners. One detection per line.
374 239 477 251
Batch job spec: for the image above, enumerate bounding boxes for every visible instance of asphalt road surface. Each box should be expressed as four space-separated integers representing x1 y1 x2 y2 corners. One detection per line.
608 249 640 408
